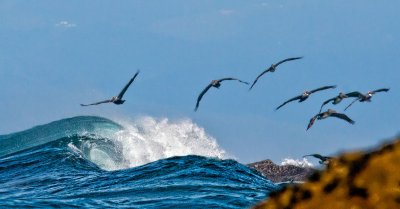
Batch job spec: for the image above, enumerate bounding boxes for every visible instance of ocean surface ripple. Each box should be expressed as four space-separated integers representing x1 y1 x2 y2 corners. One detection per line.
0 116 278 208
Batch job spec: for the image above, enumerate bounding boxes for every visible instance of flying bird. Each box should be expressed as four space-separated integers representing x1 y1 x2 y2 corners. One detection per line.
276 85 337 110
344 88 390 111
303 154 333 165
249 56 303 90
195 78 249 111
319 92 349 113
307 109 355 130
80 71 140 106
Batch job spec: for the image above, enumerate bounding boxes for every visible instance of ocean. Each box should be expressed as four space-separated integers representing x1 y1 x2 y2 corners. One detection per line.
0 116 278 208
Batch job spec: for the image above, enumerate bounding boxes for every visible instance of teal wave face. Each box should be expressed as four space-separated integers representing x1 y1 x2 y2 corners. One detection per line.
0 116 278 208
0 142 277 208
0 116 122 157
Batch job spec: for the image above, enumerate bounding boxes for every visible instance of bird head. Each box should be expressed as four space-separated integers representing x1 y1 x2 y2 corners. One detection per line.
339 92 348 98
211 80 221 88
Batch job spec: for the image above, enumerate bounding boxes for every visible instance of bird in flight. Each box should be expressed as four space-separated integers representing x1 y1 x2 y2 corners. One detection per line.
80 71 140 106
303 154 333 165
249 56 303 90
307 109 355 130
344 88 390 111
319 92 349 113
195 78 249 111
276 85 337 110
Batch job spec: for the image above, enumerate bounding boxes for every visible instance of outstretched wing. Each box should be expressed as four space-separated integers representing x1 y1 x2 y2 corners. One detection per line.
306 114 319 130
303 154 323 160
319 97 335 113
249 69 272 90
80 99 112 106
218 78 249 85
194 83 213 111
309 85 337 94
117 71 140 99
275 95 302 110
274 56 303 67
330 113 355 124
371 88 390 94
344 98 360 111
345 91 363 98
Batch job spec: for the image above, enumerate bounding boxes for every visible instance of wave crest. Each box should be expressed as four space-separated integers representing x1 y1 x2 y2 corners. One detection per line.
104 116 226 170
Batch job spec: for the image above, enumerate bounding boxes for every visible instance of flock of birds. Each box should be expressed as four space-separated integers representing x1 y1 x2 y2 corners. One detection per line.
80 56 389 131
79 56 390 166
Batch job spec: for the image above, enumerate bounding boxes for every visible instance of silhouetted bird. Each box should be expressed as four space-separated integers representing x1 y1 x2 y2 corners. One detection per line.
303 154 333 165
344 88 390 111
249 57 303 90
319 92 349 113
80 71 139 106
195 78 249 111
276 85 337 110
307 109 355 130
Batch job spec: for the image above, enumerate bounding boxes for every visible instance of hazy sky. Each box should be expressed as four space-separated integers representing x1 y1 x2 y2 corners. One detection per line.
1 1 399 164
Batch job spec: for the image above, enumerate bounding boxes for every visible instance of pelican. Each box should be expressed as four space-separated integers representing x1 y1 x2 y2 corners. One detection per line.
319 92 349 113
80 71 139 106
276 85 336 110
303 154 333 165
344 88 390 111
195 78 249 111
249 56 303 90
307 109 355 130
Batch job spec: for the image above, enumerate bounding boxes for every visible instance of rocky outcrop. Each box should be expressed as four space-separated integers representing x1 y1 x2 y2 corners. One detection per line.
252 138 400 209
247 160 316 183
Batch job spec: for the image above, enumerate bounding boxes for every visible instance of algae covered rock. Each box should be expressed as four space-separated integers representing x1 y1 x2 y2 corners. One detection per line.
253 138 400 209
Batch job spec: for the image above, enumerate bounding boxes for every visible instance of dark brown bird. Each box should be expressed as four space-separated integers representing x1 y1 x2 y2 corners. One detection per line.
303 154 333 165
307 109 355 130
249 56 303 90
276 85 337 110
344 88 390 111
81 71 140 106
195 78 249 111
319 92 349 113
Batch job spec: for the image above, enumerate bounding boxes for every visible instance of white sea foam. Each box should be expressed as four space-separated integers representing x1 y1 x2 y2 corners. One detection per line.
280 158 314 168
78 116 227 171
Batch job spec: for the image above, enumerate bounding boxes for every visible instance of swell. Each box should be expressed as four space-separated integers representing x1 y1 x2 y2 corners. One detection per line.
0 140 277 208
0 116 122 158
0 116 227 171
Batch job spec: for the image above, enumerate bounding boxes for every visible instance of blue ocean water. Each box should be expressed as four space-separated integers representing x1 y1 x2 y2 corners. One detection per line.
0 116 278 208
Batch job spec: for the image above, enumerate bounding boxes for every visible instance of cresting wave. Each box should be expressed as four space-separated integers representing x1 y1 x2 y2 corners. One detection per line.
0 116 227 171
0 116 277 208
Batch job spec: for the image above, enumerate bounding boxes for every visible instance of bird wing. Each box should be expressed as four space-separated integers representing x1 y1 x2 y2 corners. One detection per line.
330 112 355 124
275 95 303 110
306 114 320 130
319 97 335 113
309 85 337 94
218 78 249 85
249 68 272 90
194 83 213 111
371 88 390 94
344 98 360 111
303 154 323 160
345 91 363 98
274 56 303 67
80 99 112 106
117 71 140 99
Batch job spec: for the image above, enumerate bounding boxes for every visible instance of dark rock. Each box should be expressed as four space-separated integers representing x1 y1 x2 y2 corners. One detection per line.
247 159 316 183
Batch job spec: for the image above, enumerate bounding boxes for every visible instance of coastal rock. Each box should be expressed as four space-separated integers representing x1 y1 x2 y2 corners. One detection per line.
247 159 316 183
252 138 400 209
